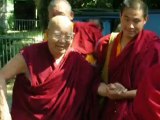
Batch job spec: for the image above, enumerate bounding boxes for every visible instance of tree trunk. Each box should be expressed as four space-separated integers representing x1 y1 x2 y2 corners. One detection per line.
35 0 50 31
0 0 7 34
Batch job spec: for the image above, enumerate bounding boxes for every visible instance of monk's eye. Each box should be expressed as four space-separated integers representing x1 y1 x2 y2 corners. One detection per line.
54 34 61 38
53 32 61 39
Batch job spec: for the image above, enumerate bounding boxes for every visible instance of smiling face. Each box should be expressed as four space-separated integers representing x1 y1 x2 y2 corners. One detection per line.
120 7 147 40
47 15 74 58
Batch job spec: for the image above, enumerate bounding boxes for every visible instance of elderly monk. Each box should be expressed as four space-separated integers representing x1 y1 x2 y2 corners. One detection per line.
0 15 106 120
46 0 103 62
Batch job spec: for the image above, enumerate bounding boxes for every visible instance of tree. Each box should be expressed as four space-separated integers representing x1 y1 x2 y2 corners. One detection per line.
0 0 7 34
37 0 50 31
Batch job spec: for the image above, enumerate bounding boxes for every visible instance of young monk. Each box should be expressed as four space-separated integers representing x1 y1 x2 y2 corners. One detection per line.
0 15 106 120
96 0 160 119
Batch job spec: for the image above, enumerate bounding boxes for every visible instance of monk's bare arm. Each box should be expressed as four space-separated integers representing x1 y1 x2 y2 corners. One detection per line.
120 89 137 99
1 53 27 79
0 53 27 120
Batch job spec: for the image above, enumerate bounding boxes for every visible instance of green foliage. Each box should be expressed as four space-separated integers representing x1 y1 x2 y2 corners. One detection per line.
0 26 5 35
37 0 50 31
68 0 113 9
7 13 14 30
68 0 160 9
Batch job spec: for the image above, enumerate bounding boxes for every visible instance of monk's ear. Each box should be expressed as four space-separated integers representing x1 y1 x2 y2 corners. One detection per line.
70 11 74 20
119 13 122 22
120 13 122 17
144 16 148 25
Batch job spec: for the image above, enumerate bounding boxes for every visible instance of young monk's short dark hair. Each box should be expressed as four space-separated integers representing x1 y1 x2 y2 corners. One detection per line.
120 0 148 18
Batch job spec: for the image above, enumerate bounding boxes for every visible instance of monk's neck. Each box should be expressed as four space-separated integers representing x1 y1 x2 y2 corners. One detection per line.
120 36 132 50
53 53 65 65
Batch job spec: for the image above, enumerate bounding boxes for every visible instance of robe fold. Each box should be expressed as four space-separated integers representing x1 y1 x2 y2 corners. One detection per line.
73 22 103 54
96 30 160 120
128 64 160 120
11 42 100 120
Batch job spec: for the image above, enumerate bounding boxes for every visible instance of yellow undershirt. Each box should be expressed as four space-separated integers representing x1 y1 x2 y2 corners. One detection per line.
116 40 122 56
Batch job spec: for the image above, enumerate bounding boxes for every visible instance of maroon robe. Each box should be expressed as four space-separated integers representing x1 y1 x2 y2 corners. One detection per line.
128 64 160 120
73 22 103 55
11 42 100 120
96 30 160 120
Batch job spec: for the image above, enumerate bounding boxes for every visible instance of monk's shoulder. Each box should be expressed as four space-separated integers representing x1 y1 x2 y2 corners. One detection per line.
74 21 100 31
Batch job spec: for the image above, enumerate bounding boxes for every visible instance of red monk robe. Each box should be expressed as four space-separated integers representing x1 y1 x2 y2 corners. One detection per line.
96 30 160 120
72 22 102 54
128 64 160 120
11 42 100 120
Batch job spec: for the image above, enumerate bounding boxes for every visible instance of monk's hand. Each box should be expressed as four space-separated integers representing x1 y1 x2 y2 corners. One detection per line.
0 88 12 120
0 110 12 120
108 82 127 94
97 82 109 97
106 83 127 100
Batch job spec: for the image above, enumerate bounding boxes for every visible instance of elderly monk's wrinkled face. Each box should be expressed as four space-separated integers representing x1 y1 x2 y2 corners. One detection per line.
120 7 147 39
47 16 74 57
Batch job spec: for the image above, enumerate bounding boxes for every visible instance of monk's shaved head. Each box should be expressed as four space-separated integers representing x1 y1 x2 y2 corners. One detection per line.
48 15 73 33
48 0 73 20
